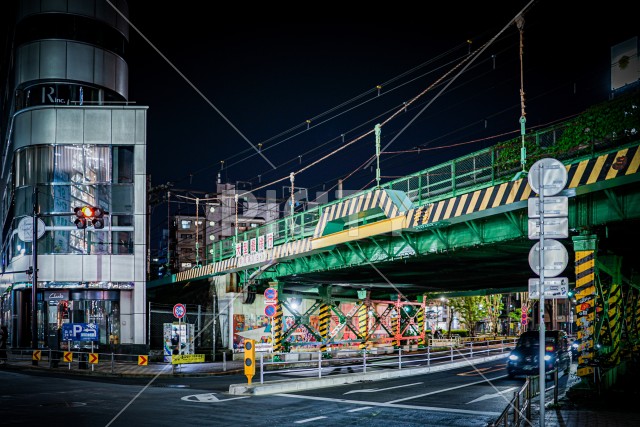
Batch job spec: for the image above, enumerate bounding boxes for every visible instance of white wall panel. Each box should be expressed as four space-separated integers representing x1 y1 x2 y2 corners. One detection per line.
56 108 84 144
84 109 112 144
31 109 56 145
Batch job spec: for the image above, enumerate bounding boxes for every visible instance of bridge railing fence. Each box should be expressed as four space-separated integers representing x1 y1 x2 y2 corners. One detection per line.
256 338 517 384
209 89 638 264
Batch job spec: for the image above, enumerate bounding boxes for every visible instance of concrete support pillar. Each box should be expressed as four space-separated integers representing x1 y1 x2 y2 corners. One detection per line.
573 235 597 378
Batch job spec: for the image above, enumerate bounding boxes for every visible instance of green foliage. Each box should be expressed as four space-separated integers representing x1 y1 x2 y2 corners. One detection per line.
485 294 504 335
448 296 488 337
494 89 639 175
508 308 523 323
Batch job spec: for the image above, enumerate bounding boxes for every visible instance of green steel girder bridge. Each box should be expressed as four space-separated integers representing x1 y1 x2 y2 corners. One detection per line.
149 89 640 388
151 91 640 301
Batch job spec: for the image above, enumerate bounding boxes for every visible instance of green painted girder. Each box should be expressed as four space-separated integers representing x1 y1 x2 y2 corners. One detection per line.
259 183 640 283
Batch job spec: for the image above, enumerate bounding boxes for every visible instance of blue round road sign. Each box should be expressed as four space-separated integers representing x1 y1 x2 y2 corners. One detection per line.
264 288 277 300
264 304 276 317
173 303 186 319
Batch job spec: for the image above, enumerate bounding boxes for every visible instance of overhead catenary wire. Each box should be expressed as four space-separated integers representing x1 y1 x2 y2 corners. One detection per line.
235 10 533 200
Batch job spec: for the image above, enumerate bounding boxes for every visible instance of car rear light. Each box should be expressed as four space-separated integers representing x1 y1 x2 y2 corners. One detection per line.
545 345 554 352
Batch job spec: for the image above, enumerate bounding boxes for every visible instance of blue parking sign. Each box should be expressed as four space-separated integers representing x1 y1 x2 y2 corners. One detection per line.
62 323 99 342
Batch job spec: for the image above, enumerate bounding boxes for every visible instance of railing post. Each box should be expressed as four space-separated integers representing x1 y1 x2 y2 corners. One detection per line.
450 344 454 361
398 348 402 370
554 369 559 404
318 351 322 378
427 346 430 366
363 349 367 374
111 352 114 374
260 353 264 384
470 341 473 358
526 378 532 420
514 391 519 425
223 351 227 371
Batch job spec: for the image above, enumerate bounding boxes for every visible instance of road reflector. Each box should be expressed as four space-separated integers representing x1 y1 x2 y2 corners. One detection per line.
63 352 73 362
89 353 99 364
32 350 41 361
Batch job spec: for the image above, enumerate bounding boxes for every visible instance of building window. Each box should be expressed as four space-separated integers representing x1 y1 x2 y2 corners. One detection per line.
180 220 192 229
180 234 192 239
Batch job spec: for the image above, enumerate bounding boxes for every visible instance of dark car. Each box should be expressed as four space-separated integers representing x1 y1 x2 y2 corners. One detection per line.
507 330 572 379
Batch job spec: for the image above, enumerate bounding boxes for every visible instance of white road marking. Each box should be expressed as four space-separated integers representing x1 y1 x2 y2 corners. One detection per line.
387 375 507 404
343 382 423 395
181 392 249 403
347 406 373 412
467 387 517 404
276 394 499 417
295 416 328 423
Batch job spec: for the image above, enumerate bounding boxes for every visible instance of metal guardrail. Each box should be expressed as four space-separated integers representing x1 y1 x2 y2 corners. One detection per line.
489 370 559 426
256 338 517 384
5 348 151 373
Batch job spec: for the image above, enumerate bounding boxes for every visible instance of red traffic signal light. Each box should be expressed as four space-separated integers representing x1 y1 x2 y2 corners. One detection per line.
73 206 107 229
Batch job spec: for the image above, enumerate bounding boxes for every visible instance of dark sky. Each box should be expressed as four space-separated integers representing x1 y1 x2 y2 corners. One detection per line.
121 1 637 250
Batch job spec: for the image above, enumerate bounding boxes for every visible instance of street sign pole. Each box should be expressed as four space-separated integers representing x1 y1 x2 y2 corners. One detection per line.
537 162 546 424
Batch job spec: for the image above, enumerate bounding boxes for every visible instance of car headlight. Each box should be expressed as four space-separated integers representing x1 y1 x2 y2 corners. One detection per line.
544 355 551 361
572 342 579 349
509 354 519 361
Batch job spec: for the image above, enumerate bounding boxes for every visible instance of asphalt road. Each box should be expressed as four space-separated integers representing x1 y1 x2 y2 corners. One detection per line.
0 359 571 426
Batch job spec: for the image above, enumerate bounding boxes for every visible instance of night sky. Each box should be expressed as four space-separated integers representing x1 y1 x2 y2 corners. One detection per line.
10 1 638 254
124 1 636 193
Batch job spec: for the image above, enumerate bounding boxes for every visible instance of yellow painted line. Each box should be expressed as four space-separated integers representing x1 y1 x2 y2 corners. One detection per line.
312 216 406 250
466 191 481 215
433 201 445 221
575 258 595 275
455 193 468 217
492 183 507 208
443 199 455 220
587 155 607 184
628 147 640 175
479 186 494 211
506 180 522 205
569 160 589 188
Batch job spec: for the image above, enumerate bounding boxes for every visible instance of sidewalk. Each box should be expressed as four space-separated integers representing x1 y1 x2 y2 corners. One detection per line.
525 365 640 426
1 352 245 377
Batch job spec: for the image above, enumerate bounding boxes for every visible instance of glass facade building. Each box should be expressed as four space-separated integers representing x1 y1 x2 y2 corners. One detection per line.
0 0 147 353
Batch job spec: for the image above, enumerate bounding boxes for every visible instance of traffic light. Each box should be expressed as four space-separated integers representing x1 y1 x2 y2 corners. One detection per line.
74 206 107 229
244 339 256 384
92 207 105 229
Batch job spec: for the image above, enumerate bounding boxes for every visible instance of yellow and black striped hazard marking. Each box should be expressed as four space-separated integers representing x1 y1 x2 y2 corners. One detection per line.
574 249 596 377
314 189 409 238
272 302 283 353
417 306 426 346
319 304 331 352
358 303 368 350
407 145 640 229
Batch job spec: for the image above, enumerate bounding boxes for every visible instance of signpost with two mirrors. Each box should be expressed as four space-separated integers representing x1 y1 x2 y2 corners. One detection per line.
527 157 569 426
